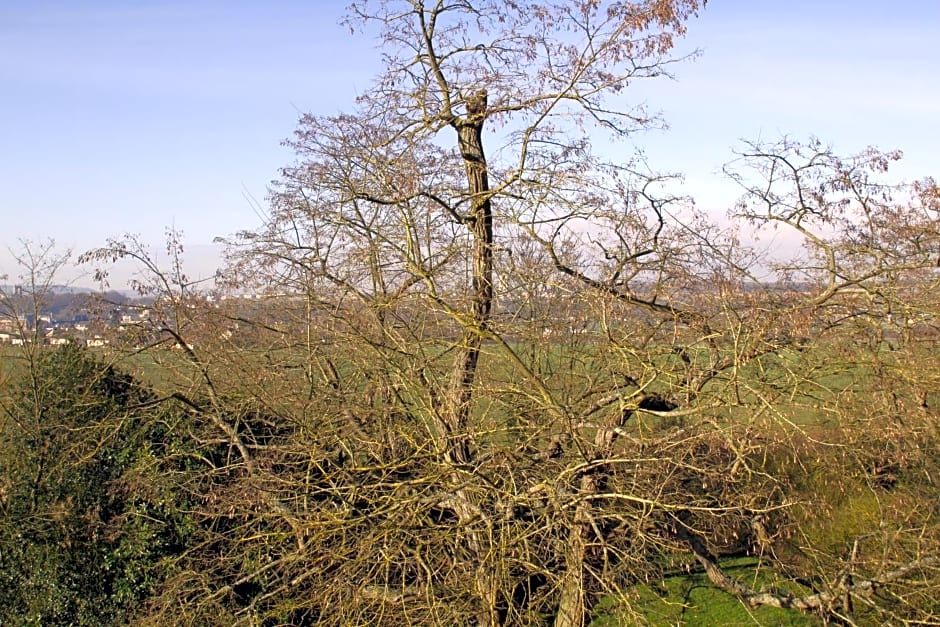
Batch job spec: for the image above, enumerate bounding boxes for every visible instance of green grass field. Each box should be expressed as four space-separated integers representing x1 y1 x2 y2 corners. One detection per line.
591 558 817 626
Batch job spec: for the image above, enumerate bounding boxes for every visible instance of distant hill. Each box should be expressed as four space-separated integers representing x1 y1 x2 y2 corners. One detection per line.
0 285 139 297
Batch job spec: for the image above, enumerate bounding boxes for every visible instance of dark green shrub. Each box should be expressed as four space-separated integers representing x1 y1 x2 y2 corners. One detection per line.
0 344 192 625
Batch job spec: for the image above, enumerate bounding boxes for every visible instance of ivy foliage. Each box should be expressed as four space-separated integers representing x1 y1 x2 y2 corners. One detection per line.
0 344 192 626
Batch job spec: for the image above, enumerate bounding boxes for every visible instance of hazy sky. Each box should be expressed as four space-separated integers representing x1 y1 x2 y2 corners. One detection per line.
1 0 938 287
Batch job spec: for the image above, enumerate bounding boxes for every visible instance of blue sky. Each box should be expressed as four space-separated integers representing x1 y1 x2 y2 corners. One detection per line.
1 0 938 286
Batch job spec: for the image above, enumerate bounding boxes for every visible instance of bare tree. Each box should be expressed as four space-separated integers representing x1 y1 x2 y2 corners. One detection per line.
220 2 715 624
78 5 940 626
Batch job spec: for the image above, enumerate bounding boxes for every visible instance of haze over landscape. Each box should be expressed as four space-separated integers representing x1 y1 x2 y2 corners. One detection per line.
1 0 938 287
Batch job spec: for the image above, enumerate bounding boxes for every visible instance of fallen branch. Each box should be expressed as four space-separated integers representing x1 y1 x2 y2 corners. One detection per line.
674 517 940 615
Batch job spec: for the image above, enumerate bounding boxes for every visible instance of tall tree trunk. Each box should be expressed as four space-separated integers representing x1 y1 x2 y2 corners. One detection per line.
445 89 493 464
447 90 500 626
